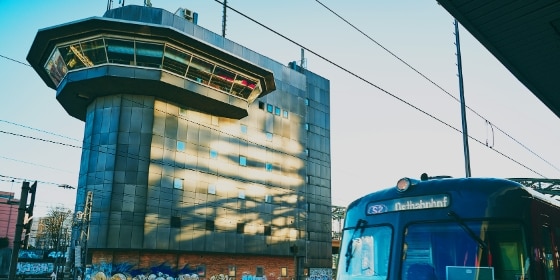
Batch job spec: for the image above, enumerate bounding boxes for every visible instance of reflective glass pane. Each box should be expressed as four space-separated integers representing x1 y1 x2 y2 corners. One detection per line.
59 44 89 71
402 222 525 280
44 49 67 86
337 225 391 280
136 41 164 68
173 178 183 190
210 149 218 159
163 45 191 76
187 56 214 85
177 141 185 152
106 39 134 65
81 38 108 66
210 66 235 92
208 184 216 194
232 74 258 99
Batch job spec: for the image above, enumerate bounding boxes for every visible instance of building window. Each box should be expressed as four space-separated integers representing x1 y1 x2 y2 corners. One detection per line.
238 190 245 199
305 123 309 131
265 163 273 172
174 178 184 190
197 266 206 277
306 176 310 184
283 110 289 118
229 266 236 277
259 101 265 110
256 267 264 277
239 156 247 166
177 141 186 152
266 104 273 113
171 216 181 228
208 184 216 195
281 268 288 277
266 132 273 141
265 194 272 203
264 226 272 236
210 149 218 159
206 220 215 231
237 223 245 233
241 124 248 134
274 106 281 116
305 149 309 157
305 98 309 106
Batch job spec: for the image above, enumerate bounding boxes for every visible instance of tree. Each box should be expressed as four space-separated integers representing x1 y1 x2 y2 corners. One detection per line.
39 207 72 250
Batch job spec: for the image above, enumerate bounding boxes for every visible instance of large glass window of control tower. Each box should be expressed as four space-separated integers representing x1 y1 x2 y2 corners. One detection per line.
45 36 261 100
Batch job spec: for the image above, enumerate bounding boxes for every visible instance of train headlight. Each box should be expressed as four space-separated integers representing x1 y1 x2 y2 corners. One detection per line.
397 177 412 192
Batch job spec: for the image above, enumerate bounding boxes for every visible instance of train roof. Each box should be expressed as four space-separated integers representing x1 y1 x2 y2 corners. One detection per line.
347 176 560 211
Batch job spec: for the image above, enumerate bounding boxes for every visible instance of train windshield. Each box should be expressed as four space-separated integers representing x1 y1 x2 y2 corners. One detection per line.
402 221 527 280
337 224 392 280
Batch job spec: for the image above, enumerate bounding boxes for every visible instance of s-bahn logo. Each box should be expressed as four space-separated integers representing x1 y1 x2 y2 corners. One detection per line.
367 204 388 214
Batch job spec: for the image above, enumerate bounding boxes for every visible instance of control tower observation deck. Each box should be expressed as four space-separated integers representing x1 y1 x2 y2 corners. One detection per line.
27 5 276 120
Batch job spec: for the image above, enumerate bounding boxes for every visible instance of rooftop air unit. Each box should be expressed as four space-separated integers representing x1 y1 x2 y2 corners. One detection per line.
183 8 193 21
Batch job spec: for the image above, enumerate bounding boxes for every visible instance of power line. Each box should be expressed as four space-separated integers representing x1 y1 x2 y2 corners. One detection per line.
0 5 555 179
0 119 81 142
0 156 75 174
215 0 554 177
312 0 560 174
0 130 82 149
0 174 75 190
0 54 31 67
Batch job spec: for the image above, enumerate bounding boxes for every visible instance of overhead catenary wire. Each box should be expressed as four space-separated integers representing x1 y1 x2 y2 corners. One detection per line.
312 0 560 174
213 0 548 177
0 1 556 192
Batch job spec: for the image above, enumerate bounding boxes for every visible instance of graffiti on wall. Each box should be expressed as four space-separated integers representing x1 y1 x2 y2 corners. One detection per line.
85 261 201 280
308 268 332 280
16 262 54 275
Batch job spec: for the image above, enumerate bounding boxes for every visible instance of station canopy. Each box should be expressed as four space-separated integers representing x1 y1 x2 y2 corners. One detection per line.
436 0 560 119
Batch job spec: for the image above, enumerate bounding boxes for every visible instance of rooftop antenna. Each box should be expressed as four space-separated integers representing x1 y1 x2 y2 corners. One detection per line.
222 0 228 37
106 0 113 11
300 48 307 71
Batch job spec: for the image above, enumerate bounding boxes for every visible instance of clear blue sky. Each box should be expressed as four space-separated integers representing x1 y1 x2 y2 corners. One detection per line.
1 0 559 217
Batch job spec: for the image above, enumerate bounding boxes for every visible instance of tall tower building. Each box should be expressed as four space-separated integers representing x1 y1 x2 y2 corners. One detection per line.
27 5 331 279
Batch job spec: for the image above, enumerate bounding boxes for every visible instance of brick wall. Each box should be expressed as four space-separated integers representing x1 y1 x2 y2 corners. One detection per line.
91 250 295 279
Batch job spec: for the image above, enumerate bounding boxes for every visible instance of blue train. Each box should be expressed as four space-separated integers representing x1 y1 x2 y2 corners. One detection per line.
335 174 560 280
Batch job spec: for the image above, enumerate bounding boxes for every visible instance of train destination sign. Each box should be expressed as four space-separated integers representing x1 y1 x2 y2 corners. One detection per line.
366 194 450 215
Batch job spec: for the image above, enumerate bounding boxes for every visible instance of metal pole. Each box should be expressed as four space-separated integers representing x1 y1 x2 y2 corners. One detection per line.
8 181 30 280
222 0 227 37
454 19 472 177
54 215 64 278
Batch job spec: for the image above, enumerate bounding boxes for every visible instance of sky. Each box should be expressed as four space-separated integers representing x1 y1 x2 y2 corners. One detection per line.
1 0 560 217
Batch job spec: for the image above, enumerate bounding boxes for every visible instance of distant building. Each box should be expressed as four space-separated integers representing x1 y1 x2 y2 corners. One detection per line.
0 191 19 248
28 217 48 249
28 4 331 280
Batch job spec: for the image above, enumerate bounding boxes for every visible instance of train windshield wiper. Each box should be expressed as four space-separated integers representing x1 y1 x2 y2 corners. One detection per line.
345 219 368 272
448 211 487 250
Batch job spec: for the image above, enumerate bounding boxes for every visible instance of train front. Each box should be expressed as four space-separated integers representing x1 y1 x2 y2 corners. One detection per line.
335 175 535 280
